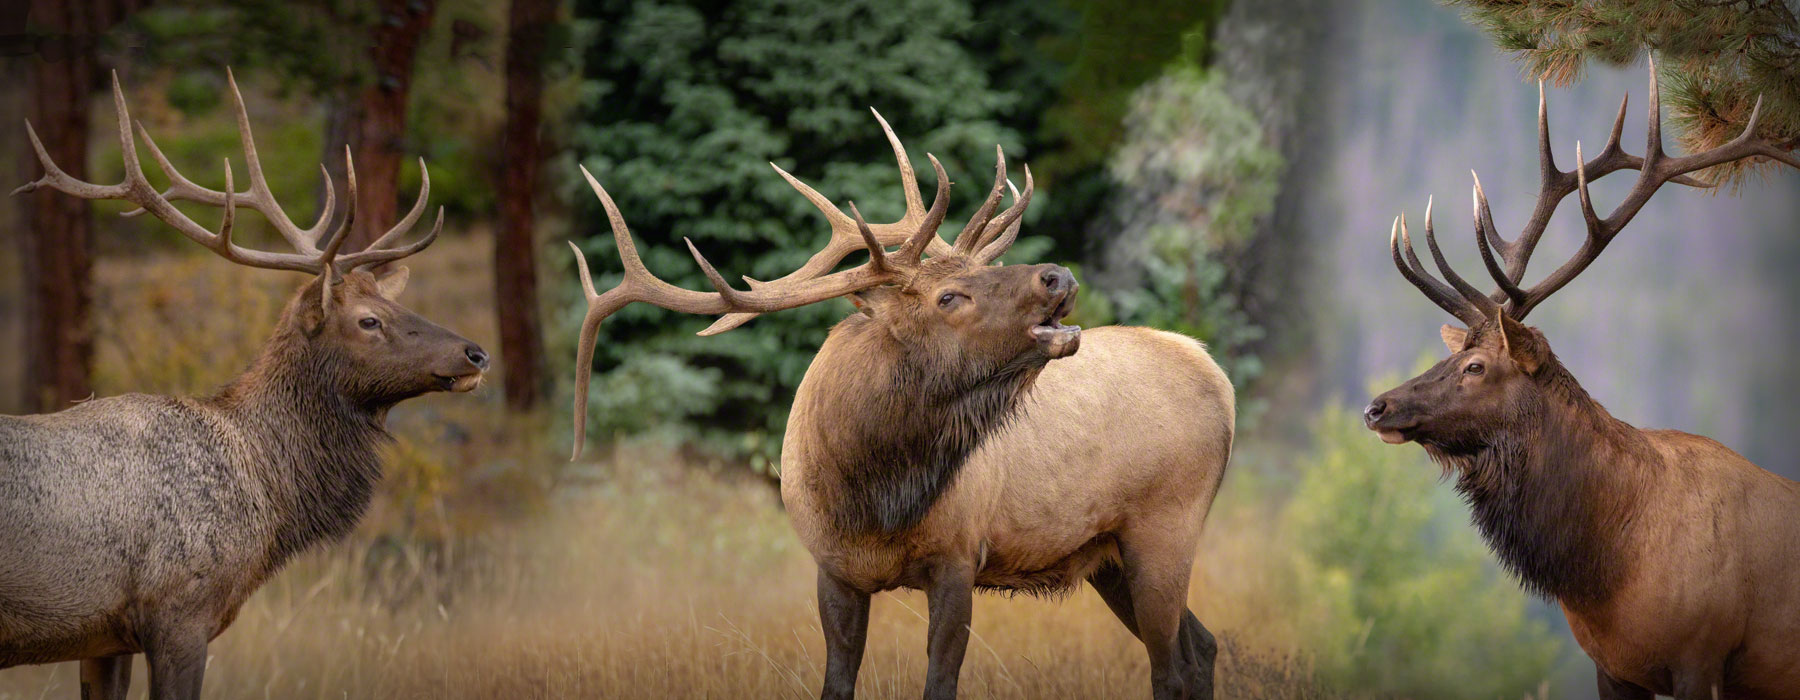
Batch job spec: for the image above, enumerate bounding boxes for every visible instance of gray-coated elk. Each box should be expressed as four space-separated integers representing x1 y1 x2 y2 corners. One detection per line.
0 72 485 699
1364 61 1800 700
567 112 1235 700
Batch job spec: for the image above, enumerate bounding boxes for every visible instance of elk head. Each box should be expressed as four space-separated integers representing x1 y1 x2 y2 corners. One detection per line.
15 70 487 407
565 110 1076 458
1364 59 1798 453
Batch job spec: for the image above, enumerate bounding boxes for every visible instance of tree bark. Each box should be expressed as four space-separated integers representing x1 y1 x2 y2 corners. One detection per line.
494 0 552 409
16 0 142 411
347 0 438 253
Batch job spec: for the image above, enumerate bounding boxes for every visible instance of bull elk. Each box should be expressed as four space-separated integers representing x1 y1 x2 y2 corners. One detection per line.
566 113 1235 699
0 72 486 699
1363 60 1800 700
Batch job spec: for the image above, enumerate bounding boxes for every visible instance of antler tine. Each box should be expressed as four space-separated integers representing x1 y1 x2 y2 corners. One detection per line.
974 168 1032 264
1470 173 1527 307
848 201 890 274
896 154 952 264
224 67 333 251
319 147 357 273
952 145 1007 254
1391 213 1487 328
333 158 439 271
1420 196 1502 320
871 108 925 221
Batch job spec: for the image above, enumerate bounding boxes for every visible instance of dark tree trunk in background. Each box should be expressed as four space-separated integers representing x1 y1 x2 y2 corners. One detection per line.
347 0 438 253
17 0 145 412
494 0 551 409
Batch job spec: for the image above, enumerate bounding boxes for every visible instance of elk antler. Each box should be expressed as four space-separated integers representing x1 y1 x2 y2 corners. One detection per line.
13 69 443 277
565 112 1035 458
1394 56 1800 326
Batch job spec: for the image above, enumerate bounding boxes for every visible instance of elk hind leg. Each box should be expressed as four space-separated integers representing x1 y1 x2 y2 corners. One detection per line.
80 655 132 700
1091 563 1215 699
1117 528 1203 700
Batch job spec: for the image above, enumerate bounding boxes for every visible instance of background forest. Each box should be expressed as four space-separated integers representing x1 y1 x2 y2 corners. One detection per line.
1 0 1796 698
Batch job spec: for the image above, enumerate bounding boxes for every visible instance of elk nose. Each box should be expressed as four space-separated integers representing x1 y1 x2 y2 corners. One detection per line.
465 345 490 370
1040 267 1076 295
1362 399 1387 427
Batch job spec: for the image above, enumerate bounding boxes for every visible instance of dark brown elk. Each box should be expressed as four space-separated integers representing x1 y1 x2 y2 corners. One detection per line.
0 73 486 700
566 112 1235 700
1363 61 1800 700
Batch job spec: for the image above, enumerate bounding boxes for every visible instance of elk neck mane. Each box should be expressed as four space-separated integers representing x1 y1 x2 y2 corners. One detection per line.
207 310 392 569
1424 352 1654 605
803 313 1047 536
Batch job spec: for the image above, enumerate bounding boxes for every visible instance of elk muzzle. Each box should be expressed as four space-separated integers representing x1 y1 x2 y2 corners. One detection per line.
1030 265 1081 359
442 344 489 392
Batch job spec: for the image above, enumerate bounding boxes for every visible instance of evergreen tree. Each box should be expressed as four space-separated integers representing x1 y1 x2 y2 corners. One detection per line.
570 0 1051 467
1450 0 1800 184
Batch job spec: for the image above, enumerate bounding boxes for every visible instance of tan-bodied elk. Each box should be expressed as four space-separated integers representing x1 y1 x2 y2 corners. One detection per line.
0 72 486 700
1364 60 1800 700
566 112 1235 699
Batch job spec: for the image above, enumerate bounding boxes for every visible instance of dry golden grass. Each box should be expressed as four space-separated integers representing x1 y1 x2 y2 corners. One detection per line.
0 445 1340 700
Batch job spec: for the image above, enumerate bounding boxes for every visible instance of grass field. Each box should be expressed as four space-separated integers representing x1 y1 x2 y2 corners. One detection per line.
0 443 1340 699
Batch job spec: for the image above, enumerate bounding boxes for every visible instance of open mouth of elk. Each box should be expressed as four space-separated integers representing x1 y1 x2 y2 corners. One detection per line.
1030 290 1081 359
437 372 484 393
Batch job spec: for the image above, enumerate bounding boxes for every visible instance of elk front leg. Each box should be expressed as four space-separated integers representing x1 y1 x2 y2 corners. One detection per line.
1596 666 1652 700
922 560 975 700
818 569 871 700
144 627 208 700
80 655 132 700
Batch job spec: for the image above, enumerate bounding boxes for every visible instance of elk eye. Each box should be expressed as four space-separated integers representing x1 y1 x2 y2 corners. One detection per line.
1464 362 1485 376
359 317 382 331
938 292 959 308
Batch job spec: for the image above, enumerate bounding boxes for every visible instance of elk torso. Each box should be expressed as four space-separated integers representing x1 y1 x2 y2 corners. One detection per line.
1427 367 1800 699
781 325 1234 594
0 336 389 668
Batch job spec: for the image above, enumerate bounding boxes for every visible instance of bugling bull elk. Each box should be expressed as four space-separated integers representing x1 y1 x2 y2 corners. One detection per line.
568 112 1235 699
0 72 486 699
1364 60 1800 700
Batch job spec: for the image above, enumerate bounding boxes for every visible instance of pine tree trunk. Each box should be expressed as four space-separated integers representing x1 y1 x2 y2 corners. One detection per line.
348 0 439 253
20 1 107 411
494 0 552 409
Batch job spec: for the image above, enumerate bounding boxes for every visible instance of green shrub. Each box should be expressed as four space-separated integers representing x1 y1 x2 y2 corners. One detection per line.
1274 373 1562 699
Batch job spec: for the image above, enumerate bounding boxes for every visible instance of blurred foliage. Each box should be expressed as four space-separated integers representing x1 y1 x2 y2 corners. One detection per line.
1037 0 1228 183
122 1 371 98
111 0 533 230
1449 0 1800 185
569 0 1236 467
1090 67 1282 399
1259 373 1562 699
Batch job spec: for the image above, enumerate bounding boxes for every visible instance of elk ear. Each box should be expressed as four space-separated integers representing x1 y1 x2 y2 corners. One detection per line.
376 266 410 301
1439 325 1470 353
1499 315 1545 374
847 286 898 318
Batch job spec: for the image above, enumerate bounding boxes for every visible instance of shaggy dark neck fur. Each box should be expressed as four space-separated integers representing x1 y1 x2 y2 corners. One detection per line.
1424 355 1653 605
207 320 392 571
811 318 1046 535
